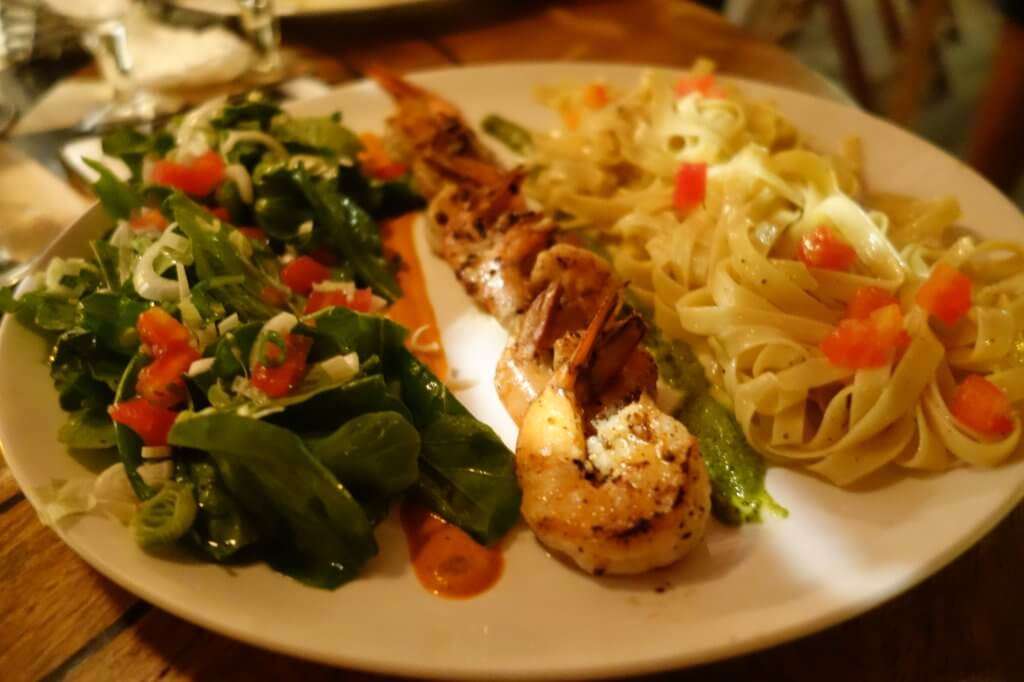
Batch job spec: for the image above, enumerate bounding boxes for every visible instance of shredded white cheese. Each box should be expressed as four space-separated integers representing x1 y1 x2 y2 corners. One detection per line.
217 313 240 335
318 352 360 382
409 324 441 354
187 357 215 377
311 279 355 295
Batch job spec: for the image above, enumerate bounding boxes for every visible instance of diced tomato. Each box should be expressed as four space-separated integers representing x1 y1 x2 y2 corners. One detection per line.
560 106 580 131
821 303 909 369
251 333 313 398
951 375 1015 437
129 207 169 232
308 247 338 267
260 285 289 308
237 227 269 244
675 73 723 98
349 288 374 312
136 347 200 408
108 398 179 447
137 307 192 357
872 303 911 349
846 286 899 320
373 160 409 181
305 290 346 314
583 83 608 109
673 162 707 212
304 287 374 314
916 262 972 326
150 151 226 197
358 132 408 181
207 206 231 222
798 225 857 271
280 256 332 295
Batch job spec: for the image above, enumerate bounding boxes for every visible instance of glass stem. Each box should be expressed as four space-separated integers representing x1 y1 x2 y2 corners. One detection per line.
238 0 283 78
84 19 137 104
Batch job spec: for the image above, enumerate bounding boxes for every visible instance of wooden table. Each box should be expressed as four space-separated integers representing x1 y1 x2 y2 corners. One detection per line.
2 1 1020 680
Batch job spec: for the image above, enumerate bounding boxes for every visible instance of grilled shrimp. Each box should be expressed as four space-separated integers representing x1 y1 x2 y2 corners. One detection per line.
372 68 712 574
427 173 554 325
366 66 500 198
495 244 616 424
516 290 711 575
370 67 555 325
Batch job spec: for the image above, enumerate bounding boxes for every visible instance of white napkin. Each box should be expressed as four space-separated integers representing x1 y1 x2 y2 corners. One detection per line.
123 5 254 89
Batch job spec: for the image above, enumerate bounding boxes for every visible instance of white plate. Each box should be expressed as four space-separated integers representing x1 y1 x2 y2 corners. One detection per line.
172 0 439 17
2 63 1023 679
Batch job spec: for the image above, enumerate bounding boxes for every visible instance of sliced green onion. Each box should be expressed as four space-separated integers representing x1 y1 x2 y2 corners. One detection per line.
131 481 197 549
258 330 287 367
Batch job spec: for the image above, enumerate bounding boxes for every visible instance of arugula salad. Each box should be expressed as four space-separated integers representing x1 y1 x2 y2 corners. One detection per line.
1 92 520 588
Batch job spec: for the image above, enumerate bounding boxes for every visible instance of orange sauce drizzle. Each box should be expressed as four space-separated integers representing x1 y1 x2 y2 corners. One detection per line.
400 501 503 599
382 213 503 598
381 213 448 378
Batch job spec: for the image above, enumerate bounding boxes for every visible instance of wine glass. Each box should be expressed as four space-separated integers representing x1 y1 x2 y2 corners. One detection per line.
236 0 283 80
42 0 158 130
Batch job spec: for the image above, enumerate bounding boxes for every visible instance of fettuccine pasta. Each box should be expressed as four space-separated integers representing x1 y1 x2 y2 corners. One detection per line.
525 64 1024 485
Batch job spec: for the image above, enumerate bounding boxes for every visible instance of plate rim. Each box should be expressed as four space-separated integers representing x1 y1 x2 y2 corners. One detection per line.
3 61 1024 679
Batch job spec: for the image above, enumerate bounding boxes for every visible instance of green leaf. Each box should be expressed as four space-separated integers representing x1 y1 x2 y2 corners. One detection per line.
79 292 149 355
394 349 519 545
90 240 121 291
300 306 407 368
179 457 259 561
215 180 250 225
49 329 121 410
102 127 151 157
85 158 141 221
271 116 361 158
251 162 314 242
58 408 116 450
254 195 313 241
112 353 156 501
335 165 425 221
100 128 174 178
306 411 420 502
416 414 521 545
169 193 278 321
30 295 78 331
210 322 262 379
211 97 281 130
169 413 377 588
268 374 412 434
293 169 401 301
396 348 468 425
0 286 17 314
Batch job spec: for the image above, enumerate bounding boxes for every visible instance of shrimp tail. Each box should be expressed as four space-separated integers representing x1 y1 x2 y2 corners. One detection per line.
365 65 436 106
562 286 620 387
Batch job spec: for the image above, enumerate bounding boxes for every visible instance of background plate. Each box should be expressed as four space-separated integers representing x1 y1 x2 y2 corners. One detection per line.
2 63 1023 679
